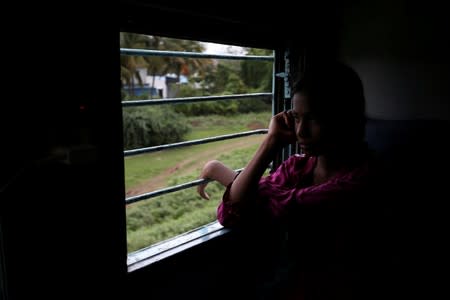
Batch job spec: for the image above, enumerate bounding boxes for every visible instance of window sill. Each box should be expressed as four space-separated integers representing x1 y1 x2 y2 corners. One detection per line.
127 221 230 272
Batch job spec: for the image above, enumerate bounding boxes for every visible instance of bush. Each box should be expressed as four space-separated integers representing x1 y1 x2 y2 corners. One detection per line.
172 77 271 116
173 98 270 116
122 106 190 150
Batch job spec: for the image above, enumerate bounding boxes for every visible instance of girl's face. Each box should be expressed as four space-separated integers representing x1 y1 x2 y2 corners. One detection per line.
291 92 324 155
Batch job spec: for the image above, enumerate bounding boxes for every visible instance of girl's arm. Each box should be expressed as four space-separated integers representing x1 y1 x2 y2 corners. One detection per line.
197 111 295 202
228 111 295 204
197 160 237 200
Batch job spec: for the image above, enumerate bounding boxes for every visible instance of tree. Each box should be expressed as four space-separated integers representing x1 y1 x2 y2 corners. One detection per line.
120 32 151 96
120 33 214 99
159 38 210 82
240 48 274 92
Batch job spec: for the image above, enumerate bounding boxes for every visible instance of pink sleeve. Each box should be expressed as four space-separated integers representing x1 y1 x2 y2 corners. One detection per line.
217 180 241 227
217 156 368 227
217 156 304 227
259 162 369 217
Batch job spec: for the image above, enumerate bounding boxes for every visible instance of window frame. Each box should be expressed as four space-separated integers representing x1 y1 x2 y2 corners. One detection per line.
121 35 289 272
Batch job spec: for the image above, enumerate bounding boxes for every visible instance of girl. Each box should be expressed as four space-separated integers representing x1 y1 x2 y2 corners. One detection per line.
197 62 372 299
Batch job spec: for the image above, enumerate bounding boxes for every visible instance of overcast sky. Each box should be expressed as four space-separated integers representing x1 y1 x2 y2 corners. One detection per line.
201 42 246 55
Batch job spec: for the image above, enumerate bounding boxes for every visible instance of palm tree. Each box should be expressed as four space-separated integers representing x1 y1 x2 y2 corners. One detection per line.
160 38 211 82
145 36 169 99
120 32 151 97
156 38 214 98
120 33 215 98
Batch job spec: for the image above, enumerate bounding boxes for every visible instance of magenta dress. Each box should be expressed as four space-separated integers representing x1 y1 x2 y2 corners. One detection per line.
218 154 370 227
217 154 371 299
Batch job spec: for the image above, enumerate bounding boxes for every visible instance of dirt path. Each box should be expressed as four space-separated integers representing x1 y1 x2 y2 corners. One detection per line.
126 135 264 197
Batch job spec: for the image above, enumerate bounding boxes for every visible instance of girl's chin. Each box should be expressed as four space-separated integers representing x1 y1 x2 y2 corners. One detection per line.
299 145 322 156
300 147 314 155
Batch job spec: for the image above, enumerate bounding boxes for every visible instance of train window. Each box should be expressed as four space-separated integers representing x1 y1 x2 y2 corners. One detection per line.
120 32 277 270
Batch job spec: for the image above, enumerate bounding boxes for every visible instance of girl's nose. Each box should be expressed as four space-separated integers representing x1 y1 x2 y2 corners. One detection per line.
296 120 309 139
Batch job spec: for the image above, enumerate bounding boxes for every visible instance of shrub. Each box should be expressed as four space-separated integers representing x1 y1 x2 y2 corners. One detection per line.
122 106 190 150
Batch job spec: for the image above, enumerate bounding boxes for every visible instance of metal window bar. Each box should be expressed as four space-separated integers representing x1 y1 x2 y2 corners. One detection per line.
120 48 274 61
122 93 272 107
124 129 268 157
126 162 273 205
122 47 274 204
126 168 245 204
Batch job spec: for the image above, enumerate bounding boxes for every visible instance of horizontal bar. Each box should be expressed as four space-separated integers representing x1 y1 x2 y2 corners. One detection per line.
120 48 274 61
124 129 268 157
126 168 244 204
122 93 272 107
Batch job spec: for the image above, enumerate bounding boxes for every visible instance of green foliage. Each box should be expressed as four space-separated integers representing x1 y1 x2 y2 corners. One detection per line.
224 72 246 93
205 61 244 95
236 97 271 113
241 48 274 92
170 49 273 116
173 98 270 116
122 92 157 101
122 106 190 150
173 82 270 116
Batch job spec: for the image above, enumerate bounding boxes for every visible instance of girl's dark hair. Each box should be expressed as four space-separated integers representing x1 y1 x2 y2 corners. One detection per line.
292 61 366 143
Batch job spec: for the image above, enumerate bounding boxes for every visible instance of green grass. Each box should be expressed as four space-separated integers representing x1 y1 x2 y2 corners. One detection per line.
125 147 190 189
127 186 223 251
126 145 263 252
184 112 269 139
124 111 270 190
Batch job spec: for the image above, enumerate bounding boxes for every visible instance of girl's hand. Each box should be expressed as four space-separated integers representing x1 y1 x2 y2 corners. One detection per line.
197 181 211 200
197 161 215 200
267 110 296 146
197 160 237 200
